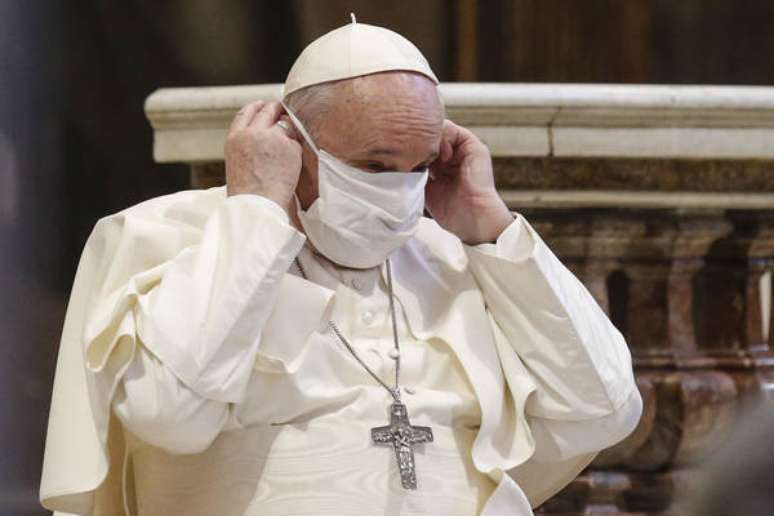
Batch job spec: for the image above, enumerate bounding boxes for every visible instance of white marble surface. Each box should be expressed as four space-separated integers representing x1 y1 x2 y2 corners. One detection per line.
145 83 774 162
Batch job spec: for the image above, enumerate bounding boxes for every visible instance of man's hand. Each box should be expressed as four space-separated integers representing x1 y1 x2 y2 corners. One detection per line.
225 101 301 216
425 120 514 245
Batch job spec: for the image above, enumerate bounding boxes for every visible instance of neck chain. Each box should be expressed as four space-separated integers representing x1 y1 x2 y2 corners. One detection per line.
293 252 434 489
294 255 402 402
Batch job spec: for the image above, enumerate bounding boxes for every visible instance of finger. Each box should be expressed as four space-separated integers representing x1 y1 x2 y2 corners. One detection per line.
250 101 284 129
274 115 299 141
440 120 463 160
442 120 484 165
445 120 472 148
440 133 454 163
230 101 265 131
279 114 293 128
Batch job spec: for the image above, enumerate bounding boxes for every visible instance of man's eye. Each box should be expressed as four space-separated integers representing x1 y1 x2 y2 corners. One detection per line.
413 157 437 172
366 163 386 172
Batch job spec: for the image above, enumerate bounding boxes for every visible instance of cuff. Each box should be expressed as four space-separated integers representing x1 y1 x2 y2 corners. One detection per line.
528 385 643 462
467 212 536 263
228 193 291 226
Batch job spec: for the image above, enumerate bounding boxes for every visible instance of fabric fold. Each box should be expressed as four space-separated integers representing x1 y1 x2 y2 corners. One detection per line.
40 188 308 513
386 215 642 511
463 213 636 419
40 188 642 516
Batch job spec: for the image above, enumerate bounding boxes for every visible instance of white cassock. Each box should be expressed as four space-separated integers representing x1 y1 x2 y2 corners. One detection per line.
39 185 642 516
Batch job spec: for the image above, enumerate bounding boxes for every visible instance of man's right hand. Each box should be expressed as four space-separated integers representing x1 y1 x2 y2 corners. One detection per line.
225 101 302 215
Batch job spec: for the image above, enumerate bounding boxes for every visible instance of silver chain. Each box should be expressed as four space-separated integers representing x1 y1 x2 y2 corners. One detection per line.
294 255 402 403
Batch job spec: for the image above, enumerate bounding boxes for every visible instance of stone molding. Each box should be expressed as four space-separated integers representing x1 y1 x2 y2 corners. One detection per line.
501 190 774 210
146 83 774 163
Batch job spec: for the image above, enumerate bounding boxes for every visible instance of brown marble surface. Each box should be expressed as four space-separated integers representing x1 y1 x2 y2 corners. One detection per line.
493 158 774 193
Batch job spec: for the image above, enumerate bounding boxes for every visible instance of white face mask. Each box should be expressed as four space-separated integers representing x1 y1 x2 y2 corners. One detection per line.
282 102 428 269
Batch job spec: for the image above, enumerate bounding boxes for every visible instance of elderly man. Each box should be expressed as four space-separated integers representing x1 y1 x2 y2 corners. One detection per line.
40 19 641 516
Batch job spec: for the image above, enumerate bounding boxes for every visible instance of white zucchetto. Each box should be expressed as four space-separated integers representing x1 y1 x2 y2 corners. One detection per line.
282 13 439 97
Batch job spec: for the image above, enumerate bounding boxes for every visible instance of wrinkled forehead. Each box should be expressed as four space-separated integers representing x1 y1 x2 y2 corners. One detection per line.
316 72 444 153
336 71 443 117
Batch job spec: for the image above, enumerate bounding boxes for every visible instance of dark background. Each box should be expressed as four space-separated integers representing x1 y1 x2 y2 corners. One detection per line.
2 1 774 514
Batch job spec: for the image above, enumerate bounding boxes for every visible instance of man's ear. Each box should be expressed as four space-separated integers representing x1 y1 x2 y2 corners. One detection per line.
300 143 317 178
296 147 319 210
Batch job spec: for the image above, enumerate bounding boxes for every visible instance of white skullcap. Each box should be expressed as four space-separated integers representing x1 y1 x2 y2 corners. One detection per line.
282 14 439 98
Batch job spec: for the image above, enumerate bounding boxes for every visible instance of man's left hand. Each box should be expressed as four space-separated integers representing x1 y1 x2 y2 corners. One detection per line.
425 120 514 245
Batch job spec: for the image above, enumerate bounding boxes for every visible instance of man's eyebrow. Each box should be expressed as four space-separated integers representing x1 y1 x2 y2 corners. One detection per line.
365 149 439 163
365 148 399 157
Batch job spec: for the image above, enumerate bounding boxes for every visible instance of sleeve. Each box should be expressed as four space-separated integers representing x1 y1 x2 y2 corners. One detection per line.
39 192 308 513
86 193 305 406
112 340 234 455
463 213 642 461
131 194 305 403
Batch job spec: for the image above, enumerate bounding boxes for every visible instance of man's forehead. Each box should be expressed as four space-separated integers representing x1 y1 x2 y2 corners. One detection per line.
346 71 440 101
308 72 444 161
326 73 444 126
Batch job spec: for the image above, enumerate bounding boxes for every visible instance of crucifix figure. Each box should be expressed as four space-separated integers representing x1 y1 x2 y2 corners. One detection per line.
371 401 434 489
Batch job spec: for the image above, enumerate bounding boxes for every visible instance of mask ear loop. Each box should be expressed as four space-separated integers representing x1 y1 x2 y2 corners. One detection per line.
281 101 318 223
280 101 320 153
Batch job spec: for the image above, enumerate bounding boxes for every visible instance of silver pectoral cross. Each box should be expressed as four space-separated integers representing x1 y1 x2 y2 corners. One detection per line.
371 401 433 489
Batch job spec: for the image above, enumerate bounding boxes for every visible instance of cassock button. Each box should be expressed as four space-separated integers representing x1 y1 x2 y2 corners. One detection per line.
387 348 400 360
362 310 375 325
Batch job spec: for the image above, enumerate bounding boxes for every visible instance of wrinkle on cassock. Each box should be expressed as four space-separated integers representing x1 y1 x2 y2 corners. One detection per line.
39 185 642 516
